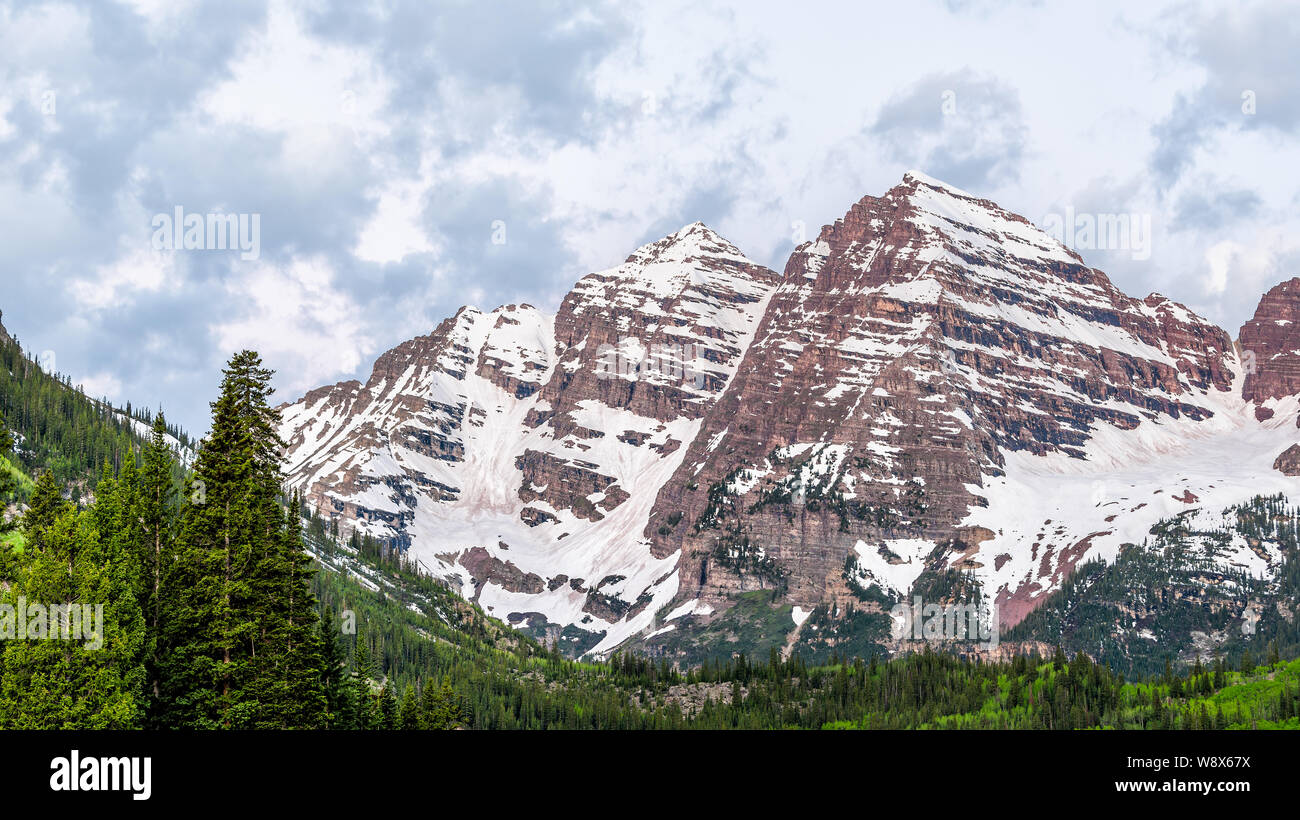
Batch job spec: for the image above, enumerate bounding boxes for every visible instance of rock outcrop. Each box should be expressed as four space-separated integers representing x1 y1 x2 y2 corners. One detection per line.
1274 443 1300 475
1239 277 1300 423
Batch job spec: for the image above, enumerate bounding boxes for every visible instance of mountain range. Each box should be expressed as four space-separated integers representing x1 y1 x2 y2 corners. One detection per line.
277 171 1300 666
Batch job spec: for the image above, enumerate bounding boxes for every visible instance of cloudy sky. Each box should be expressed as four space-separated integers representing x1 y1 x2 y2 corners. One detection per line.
2 0 1298 434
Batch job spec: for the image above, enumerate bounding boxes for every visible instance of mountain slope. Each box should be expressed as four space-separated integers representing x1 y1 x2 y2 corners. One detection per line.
638 172 1282 661
0 315 192 493
280 224 780 654
1005 493 1300 678
283 172 1300 665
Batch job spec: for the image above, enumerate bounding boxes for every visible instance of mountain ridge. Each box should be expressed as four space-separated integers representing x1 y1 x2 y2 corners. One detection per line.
280 219 779 654
278 172 1300 664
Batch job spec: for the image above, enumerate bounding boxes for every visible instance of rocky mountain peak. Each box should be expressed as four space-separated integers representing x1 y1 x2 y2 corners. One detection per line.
1239 276 1300 418
619 221 755 275
280 173 1300 663
642 172 1245 646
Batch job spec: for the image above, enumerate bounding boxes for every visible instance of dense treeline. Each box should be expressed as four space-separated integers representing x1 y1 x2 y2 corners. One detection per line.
1 344 1297 730
299 504 1300 730
0 351 455 729
1230 495 1300 661
0 347 533 730
1008 494 1300 677
0 412 18 525
0 327 189 492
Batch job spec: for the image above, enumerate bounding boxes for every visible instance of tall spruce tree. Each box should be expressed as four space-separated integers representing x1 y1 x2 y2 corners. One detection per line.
398 684 419 730
419 675 463 730
134 414 176 722
250 490 326 727
350 633 378 729
22 470 69 551
157 350 326 728
318 606 349 728
380 683 397 730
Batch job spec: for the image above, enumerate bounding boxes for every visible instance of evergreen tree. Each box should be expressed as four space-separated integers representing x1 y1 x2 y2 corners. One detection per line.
0 502 146 728
154 470 224 728
350 634 378 729
271 490 326 727
380 683 397 730
157 351 326 728
319 607 348 728
398 684 419 730
419 675 463 730
22 470 71 551
135 415 176 720
1052 645 1067 672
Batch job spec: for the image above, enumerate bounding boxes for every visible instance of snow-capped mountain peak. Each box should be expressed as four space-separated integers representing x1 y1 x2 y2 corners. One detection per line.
623 221 749 267
281 172 1300 662
280 223 779 654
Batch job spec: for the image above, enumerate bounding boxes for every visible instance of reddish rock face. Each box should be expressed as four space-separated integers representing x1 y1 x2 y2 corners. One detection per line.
641 171 1240 639
281 171 1300 660
279 224 780 651
1274 443 1300 475
1240 278 1300 417
279 302 554 551
520 223 780 524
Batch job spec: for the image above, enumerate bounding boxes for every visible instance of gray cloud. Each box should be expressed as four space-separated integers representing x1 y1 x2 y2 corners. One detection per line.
302 0 633 144
421 173 579 304
869 70 1027 191
1149 3 1300 190
0 0 638 434
1171 180 1262 232
0 0 1293 439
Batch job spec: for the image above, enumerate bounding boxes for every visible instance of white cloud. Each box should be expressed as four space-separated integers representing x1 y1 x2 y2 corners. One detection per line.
197 0 392 171
68 246 177 311
116 0 200 30
5 0 1300 435
76 372 124 402
211 256 374 400
1201 229 1300 304
353 177 436 264
1203 240 1238 296
0 2 91 66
